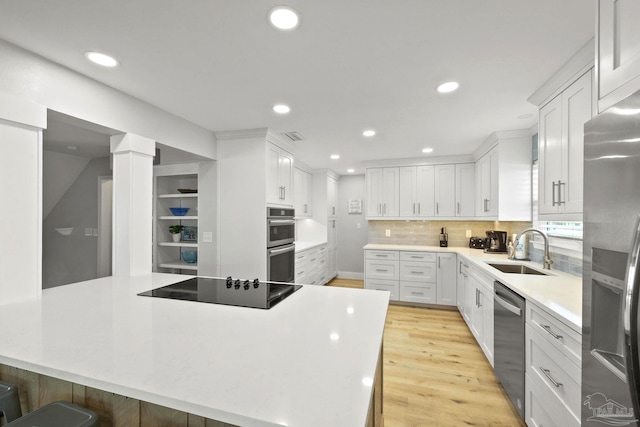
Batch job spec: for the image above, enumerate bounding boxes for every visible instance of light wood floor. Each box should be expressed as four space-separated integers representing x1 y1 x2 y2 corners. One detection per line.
328 278 526 427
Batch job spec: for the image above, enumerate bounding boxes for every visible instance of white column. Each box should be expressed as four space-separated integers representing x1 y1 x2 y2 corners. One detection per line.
110 133 155 276
0 92 46 303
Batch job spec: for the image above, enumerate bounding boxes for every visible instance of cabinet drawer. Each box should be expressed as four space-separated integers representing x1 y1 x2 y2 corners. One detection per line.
366 259 399 280
400 282 436 304
525 373 579 427
295 251 309 264
317 245 327 255
366 250 399 261
400 251 436 262
526 324 581 419
365 279 398 300
399 261 436 282
526 302 581 366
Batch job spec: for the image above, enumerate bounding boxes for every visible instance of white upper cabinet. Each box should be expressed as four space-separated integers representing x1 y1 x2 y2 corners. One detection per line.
366 167 399 218
475 147 499 217
538 70 593 219
434 164 455 217
368 162 480 220
294 167 312 218
266 143 293 207
598 0 640 112
399 166 435 217
455 163 475 217
473 131 531 221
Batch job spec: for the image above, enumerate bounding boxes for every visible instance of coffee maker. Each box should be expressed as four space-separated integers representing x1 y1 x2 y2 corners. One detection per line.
484 230 507 253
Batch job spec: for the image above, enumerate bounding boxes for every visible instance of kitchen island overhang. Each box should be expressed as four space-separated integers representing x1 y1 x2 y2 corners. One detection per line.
0 273 389 426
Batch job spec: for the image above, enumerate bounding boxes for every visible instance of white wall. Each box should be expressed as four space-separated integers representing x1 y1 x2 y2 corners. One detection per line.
0 40 216 159
337 175 368 277
0 93 46 303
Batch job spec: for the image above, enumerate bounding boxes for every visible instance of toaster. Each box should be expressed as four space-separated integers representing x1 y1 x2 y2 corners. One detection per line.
469 237 486 249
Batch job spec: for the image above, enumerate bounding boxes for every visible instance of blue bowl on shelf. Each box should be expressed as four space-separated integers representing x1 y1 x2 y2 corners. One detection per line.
169 207 189 216
181 251 198 264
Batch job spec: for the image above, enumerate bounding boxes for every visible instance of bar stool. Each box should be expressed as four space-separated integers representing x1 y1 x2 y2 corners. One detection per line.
0 381 22 423
6 401 98 427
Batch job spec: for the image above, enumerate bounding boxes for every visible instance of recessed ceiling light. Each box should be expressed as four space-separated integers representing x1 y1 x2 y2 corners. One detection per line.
84 51 118 67
273 104 291 114
330 154 340 160
422 148 434 154
436 81 459 93
269 6 300 30
362 130 376 137
347 168 355 173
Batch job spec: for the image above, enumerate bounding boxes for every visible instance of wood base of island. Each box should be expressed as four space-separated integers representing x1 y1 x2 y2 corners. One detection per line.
0 364 235 427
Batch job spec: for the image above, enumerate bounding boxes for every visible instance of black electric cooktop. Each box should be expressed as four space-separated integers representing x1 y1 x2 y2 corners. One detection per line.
138 277 302 309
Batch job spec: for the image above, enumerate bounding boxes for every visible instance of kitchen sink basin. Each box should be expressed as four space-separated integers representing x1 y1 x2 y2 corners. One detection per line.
487 263 550 276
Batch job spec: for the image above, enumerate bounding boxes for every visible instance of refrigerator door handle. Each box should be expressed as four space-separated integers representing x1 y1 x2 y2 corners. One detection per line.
623 214 640 417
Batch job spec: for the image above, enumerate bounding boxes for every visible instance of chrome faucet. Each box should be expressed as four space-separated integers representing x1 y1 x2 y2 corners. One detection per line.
509 228 553 270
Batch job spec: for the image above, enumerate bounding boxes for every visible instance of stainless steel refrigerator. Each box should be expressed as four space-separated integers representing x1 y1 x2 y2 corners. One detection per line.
582 88 640 426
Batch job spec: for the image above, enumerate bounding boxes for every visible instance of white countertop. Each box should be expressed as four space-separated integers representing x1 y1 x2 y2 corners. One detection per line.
0 273 389 426
364 244 582 331
295 241 326 252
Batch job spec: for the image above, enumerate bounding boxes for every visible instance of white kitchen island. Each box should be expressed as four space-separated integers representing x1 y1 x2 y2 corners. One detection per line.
0 274 389 426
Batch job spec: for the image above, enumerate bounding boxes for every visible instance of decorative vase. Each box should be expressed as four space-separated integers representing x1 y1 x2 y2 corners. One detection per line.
172 233 181 242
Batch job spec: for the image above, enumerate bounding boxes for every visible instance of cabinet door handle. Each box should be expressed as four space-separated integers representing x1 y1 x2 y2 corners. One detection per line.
483 198 489 212
540 324 564 341
436 202 439 215
438 257 441 268
418 202 421 214
378 203 382 214
552 181 557 206
283 186 286 200
539 367 563 388
332 206 335 215
413 203 416 214
457 202 460 214
383 203 386 215
559 181 566 205
304 203 308 214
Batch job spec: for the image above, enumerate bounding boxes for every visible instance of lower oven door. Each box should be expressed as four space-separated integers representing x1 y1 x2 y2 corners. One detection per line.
267 244 295 283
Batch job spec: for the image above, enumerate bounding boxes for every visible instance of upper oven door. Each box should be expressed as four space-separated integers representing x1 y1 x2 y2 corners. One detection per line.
267 207 295 248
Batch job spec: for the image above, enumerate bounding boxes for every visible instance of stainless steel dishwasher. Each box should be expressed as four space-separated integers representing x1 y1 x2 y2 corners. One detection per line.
493 280 525 420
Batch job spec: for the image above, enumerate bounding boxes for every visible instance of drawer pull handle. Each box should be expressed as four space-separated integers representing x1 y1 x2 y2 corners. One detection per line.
376 269 388 272
411 256 423 259
375 254 389 257
539 367 563 388
410 271 424 274
541 324 564 341
411 292 423 295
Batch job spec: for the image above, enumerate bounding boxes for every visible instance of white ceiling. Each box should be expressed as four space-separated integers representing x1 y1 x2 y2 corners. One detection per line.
0 1 595 173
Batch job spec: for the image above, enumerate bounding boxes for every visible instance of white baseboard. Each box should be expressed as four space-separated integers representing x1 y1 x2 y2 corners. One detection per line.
336 271 364 280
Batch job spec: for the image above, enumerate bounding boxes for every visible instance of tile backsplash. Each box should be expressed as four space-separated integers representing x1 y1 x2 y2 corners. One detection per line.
368 220 582 277
368 220 532 247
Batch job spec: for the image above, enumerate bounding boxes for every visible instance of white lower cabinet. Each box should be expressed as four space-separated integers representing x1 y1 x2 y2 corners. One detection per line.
525 302 581 427
365 249 455 306
295 245 328 285
466 265 494 366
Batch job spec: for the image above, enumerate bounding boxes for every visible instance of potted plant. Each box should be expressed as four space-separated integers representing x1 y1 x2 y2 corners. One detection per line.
169 225 184 242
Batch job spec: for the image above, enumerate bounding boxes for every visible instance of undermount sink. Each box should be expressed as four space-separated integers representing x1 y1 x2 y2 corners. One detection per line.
487 263 550 276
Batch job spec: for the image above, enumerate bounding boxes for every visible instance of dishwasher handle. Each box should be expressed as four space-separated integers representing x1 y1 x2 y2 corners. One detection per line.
494 292 522 316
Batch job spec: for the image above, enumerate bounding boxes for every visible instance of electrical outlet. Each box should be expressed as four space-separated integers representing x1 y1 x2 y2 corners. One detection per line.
385 229 391 237
466 230 472 238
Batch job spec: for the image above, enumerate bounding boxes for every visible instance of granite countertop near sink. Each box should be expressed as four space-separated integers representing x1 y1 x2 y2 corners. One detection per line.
364 244 582 331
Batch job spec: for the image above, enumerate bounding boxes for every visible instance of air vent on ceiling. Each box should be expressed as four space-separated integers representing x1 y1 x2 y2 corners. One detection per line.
281 131 305 142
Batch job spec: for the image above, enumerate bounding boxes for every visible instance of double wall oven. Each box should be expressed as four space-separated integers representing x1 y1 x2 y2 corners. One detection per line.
267 207 295 283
